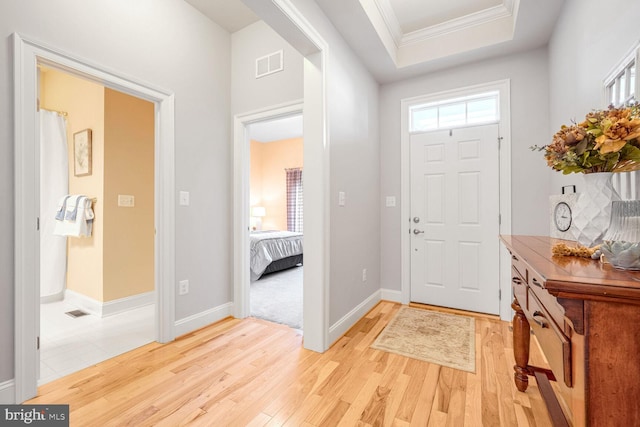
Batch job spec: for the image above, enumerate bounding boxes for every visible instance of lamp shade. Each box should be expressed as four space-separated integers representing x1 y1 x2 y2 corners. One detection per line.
251 206 266 217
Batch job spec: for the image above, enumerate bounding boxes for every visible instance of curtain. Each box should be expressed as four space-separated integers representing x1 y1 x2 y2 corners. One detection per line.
40 110 69 301
286 168 303 232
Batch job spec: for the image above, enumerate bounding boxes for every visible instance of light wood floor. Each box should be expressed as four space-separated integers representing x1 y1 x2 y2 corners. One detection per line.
28 301 553 426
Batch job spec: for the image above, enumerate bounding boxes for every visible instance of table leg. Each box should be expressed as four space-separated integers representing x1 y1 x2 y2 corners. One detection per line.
512 297 531 392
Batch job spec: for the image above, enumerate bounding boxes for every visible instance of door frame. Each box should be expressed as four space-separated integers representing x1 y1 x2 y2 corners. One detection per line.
400 79 513 320
13 33 176 403
235 0 330 353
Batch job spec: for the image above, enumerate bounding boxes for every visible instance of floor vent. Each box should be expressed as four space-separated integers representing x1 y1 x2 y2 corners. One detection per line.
65 309 89 318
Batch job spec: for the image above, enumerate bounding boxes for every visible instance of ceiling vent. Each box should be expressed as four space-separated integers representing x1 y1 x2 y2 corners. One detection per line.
256 50 284 79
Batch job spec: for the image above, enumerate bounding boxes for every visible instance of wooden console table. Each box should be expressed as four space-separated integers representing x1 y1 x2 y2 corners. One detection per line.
500 235 640 427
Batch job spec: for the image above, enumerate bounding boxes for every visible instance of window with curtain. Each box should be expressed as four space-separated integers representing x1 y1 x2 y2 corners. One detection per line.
286 168 303 232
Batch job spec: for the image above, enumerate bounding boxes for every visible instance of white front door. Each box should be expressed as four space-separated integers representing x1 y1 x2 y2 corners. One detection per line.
410 124 500 314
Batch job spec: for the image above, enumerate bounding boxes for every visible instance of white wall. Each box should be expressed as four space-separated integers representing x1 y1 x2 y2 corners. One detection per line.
299 0 381 327
244 0 381 328
548 0 640 193
379 47 551 291
0 0 231 384
231 20 304 115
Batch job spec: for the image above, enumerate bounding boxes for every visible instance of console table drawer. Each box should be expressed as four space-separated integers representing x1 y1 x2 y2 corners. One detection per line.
512 267 527 310
528 269 565 329
510 252 528 283
526 288 572 388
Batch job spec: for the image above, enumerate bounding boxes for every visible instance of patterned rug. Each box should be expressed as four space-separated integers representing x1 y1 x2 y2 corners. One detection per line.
371 306 475 373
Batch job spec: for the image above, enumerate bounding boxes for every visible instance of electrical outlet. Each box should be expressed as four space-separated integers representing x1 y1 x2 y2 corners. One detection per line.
178 280 189 295
362 268 367 282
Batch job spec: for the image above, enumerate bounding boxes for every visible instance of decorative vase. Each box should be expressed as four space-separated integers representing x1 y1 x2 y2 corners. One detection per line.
572 172 620 247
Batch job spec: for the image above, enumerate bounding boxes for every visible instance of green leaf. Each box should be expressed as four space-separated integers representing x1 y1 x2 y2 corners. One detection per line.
575 138 588 155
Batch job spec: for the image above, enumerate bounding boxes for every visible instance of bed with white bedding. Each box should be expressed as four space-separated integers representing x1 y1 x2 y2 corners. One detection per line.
250 230 303 280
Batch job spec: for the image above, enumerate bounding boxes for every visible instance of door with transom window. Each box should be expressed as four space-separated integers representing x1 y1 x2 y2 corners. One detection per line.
410 124 500 314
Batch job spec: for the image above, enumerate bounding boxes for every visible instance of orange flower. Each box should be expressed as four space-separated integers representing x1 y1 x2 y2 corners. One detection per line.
534 104 640 174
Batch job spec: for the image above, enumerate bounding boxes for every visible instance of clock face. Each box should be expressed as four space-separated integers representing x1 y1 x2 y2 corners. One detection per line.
554 202 572 232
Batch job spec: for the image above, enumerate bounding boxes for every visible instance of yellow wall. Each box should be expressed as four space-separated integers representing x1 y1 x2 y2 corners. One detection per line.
40 69 154 303
103 89 155 301
40 68 105 301
250 137 303 231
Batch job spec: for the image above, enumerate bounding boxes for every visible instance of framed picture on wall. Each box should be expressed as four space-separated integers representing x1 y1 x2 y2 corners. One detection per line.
73 129 92 177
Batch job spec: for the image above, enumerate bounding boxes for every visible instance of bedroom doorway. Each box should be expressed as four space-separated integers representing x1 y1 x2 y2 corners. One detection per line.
247 113 304 331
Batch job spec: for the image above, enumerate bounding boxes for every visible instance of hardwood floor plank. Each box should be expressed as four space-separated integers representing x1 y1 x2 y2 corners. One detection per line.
410 363 440 426
28 301 555 426
395 358 430 422
317 399 351 426
463 326 483 426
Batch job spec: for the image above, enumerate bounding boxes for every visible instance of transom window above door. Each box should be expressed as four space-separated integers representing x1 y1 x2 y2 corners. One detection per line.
409 91 499 133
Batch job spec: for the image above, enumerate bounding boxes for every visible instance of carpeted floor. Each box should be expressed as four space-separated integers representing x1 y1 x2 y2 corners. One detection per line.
371 306 476 372
250 265 303 330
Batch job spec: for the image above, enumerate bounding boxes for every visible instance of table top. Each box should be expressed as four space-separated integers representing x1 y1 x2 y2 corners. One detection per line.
500 235 640 302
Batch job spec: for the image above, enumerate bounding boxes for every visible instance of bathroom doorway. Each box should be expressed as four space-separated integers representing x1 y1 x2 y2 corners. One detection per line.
38 65 156 384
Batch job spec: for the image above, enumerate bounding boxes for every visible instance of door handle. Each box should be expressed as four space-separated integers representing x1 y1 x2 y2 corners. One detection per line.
532 310 548 328
413 229 424 235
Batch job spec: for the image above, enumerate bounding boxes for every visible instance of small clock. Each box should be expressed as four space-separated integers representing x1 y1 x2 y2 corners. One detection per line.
550 190 578 240
554 201 572 232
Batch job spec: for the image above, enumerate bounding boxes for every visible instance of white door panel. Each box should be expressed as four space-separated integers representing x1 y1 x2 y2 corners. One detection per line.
410 125 500 314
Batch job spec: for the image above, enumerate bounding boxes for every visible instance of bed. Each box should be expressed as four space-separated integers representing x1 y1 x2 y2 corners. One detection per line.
250 230 303 280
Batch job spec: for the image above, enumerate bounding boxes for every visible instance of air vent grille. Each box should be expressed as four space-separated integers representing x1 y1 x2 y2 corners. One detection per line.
256 50 284 79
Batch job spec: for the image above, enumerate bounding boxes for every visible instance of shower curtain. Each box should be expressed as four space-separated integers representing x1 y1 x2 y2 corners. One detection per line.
40 110 69 302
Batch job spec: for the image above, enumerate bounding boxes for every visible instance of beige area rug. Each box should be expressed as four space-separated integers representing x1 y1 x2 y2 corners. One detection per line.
371 306 476 373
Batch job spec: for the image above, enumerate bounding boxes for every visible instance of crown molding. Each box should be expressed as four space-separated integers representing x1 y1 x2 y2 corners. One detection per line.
369 0 518 47
363 0 519 68
401 1 517 46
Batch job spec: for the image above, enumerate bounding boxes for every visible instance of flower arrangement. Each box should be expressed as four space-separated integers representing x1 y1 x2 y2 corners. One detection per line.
534 103 640 174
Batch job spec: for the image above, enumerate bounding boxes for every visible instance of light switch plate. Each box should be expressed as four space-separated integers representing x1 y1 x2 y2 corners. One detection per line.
338 191 346 207
118 195 135 207
385 196 396 207
179 191 190 206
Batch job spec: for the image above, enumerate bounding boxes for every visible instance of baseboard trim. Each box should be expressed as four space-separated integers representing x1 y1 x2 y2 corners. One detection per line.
64 290 154 318
380 288 402 303
40 291 64 304
0 379 15 404
174 302 234 338
328 289 382 346
102 291 154 317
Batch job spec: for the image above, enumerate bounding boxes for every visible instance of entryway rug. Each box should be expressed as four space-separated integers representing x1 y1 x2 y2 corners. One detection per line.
371 306 476 373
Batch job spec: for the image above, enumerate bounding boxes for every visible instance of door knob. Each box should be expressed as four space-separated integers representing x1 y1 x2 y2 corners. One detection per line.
413 217 420 223
413 229 424 235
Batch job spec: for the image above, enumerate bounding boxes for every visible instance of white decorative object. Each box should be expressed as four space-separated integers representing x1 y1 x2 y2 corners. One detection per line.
603 200 640 243
549 187 578 240
572 172 620 247
600 241 640 270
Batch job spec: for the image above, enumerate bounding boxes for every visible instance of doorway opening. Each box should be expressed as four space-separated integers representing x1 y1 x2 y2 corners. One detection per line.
37 64 156 384
247 113 304 332
14 33 175 403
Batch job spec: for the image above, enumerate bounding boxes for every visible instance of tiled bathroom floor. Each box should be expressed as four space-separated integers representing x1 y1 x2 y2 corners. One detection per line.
39 299 155 385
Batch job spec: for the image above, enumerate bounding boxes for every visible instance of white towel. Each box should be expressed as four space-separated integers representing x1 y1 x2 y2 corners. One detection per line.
53 195 94 237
